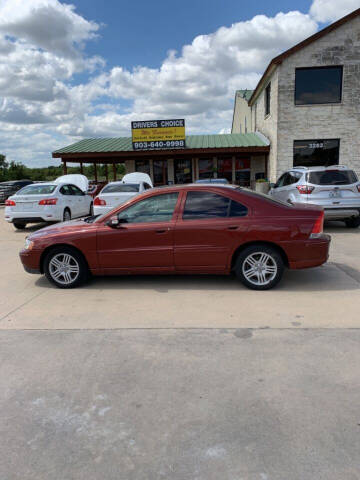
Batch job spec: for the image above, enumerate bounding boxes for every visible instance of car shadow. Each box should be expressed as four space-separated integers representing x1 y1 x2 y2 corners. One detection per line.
34 262 359 293
12 222 49 233
324 220 360 234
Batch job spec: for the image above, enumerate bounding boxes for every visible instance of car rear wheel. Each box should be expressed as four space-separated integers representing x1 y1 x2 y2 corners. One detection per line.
235 245 284 290
13 222 26 230
345 217 360 228
89 202 94 216
44 246 88 289
63 208 71 222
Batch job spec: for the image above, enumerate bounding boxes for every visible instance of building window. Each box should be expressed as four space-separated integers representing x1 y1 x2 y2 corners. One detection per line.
295 66 343 105
198 158 214 179
265 83 271 116
135 159 150 175
293 139 340 167
174 159 192 184
153 160 168 185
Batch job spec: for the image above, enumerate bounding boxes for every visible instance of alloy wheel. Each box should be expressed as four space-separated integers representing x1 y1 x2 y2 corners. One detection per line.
49 253 80 286
242 252 278 286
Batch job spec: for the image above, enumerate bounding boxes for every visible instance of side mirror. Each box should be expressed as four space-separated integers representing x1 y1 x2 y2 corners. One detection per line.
270 183 276 189
106 215 120 228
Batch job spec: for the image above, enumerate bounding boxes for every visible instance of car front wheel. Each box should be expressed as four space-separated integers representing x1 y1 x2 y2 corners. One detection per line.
235 245 284 290
44 247 88 288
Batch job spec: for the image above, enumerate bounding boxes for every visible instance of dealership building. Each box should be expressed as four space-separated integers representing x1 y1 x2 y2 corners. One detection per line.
53 133 270 187
54 8 360 186
232 8 360 181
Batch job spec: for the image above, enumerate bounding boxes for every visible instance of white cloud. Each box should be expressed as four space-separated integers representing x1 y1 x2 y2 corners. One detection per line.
0 0 353 166
310 0 359 23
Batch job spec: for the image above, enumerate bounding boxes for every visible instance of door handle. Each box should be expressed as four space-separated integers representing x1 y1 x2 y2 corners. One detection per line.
155 229 168 234
228 226 239 230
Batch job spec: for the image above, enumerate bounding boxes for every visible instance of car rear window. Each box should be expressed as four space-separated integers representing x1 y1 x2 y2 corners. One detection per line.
183 191 248 219
102 184 140 193
17 185 56 195
307 170 358 185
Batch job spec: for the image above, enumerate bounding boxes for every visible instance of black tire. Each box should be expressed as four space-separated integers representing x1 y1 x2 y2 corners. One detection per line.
13 222 26 230
345 217 360 228
63 208 71 222
43 246 89 289
89 202 94 216
234 244 284 290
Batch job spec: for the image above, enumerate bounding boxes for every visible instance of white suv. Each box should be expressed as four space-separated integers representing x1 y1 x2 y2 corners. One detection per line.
269 165 360 228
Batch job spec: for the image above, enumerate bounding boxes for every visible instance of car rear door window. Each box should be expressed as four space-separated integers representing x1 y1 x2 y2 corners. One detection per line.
69 185 84 196
183 192 229 219
229 200 248 217
60 185 72 195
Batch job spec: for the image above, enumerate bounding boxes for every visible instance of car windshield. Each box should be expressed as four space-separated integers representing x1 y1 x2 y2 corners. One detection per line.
101 183 140 193
17 184 57 195
307 170 358 185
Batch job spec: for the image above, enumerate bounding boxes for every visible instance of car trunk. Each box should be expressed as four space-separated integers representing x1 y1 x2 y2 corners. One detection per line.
98 192 136 209
11 193 54 212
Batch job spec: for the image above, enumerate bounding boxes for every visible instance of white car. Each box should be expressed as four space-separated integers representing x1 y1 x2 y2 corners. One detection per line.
93 172 153 216
4 174 93 230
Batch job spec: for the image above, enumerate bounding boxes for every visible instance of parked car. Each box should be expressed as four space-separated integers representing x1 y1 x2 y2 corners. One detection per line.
196 178 229 184
5 174 93 229
0 180 33 203
19 184 330 290
269 165 360 227
87 181 107 198
93 172 153 215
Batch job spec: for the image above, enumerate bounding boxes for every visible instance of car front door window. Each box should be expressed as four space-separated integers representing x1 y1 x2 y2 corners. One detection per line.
118 193 179 223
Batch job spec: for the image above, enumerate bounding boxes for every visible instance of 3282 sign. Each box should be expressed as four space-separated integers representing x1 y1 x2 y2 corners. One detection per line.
131 119 185 151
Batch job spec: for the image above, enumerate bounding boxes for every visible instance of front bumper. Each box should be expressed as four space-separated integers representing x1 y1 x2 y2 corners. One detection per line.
19 249 42 274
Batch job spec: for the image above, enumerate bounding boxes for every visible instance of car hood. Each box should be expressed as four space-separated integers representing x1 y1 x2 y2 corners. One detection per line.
28 219 96 240
54 174 89 192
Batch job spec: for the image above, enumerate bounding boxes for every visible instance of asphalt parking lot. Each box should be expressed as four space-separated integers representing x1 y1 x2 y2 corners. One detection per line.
0 212 359 329
1 211 360 479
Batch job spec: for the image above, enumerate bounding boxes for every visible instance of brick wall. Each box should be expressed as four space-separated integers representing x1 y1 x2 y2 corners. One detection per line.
277 15 360 178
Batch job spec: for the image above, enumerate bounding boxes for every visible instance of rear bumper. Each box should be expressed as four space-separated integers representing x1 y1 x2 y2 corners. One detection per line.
324 208 360 219
287 234 331 270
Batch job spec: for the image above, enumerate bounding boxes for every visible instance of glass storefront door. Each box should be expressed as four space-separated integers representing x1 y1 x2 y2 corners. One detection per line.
174 159 192 184
235 158 250 187
135 159 151 175
217 158 233 183
153 160 168 185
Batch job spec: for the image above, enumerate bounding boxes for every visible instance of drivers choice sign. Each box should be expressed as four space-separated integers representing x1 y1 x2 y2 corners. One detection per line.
131 119 185 150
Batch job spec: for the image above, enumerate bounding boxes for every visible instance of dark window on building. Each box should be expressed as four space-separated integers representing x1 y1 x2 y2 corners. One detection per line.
174 159 192 184
295 66 343 105
153 160 168 185
265 83 271 116
293 139 340 167
183 191 248 220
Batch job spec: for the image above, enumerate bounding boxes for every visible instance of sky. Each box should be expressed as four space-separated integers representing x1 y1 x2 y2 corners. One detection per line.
0 0 359 167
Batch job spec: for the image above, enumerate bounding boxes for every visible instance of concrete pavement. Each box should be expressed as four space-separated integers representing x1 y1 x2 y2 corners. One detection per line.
1 328 359 480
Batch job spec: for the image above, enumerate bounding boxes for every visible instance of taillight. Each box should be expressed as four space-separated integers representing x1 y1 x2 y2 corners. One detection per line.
5 199 16 206
38 198 58 205
297 185 315 194
357 185 360 193
310 211 324 238
94 197 106 206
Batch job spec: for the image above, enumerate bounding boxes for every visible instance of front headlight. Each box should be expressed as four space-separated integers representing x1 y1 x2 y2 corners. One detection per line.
24 238 34 250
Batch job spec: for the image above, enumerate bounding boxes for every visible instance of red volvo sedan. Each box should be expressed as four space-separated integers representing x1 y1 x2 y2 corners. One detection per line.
19 184 330 290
